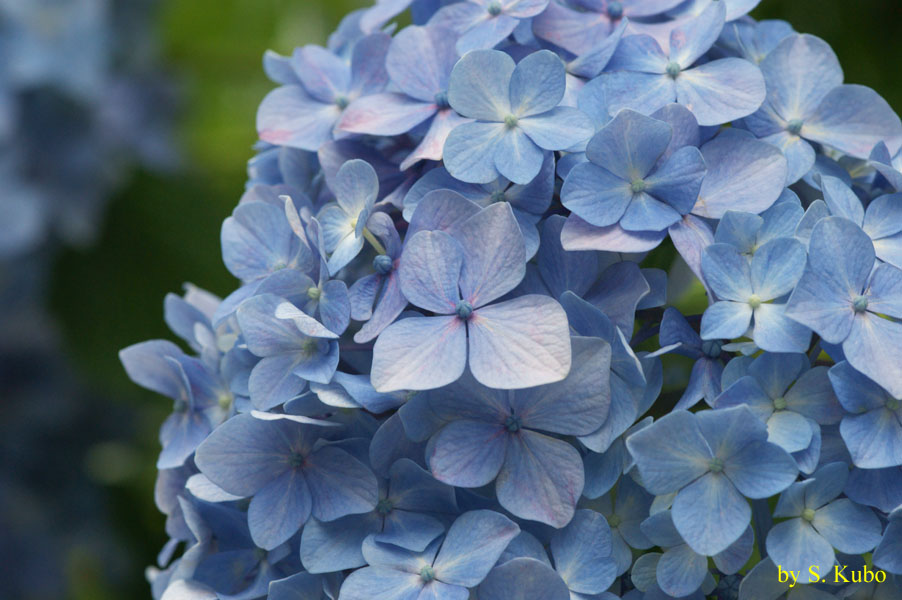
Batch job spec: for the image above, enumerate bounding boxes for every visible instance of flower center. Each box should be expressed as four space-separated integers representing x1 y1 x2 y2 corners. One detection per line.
607 1 624 19
773 396 787 411
491 190 506 203
173 397 188 413
852 295 868 313
701 340 722 358
434 90 450 110
608 513 622 528
709 457 724 473
504 415 522 432
302 338 321 357
888 397 901 411
376 498 394 515
486 1 503 16
748 294 762 309
307 286 322 301
630 179 647 193
665 61 681 78
335 95 350 110
801 508 816 522
786 119 804 135
504 114 519 129
456 300 474 319
373 254 393 275
289 452 306 468
420 566 436 582
218 392 233 411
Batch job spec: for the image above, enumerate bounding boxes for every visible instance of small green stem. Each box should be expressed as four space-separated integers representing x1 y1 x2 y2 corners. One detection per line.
362 227 386 255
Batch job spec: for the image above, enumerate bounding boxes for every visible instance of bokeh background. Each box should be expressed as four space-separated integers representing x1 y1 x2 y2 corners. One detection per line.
4 0 900 598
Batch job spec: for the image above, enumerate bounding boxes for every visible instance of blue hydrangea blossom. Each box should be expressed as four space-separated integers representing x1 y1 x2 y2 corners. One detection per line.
123 2 902 598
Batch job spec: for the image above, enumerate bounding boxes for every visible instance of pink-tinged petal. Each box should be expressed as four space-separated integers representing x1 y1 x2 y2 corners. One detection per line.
468 295 571 389
497 430 584 527
561 214 666 252
371 315 467 392
257 85 339 151
338 93 436 135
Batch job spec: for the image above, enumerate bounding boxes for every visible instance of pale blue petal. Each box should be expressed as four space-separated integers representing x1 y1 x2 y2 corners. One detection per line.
701 301 753 340
519 107 595 151
550 510 616 594
601 71 676 123
306 445 379 521
702 243 753 301
644 145 707 214
586 108 672 180
339 568 423 600
767 410 813 453
248 470 312 549
399 230 463 314
477 558 569 600
675 58 765 126
468 295 571 389
443 121 505 184
454 202 526 306
625 411 713 495
511 336 611 435
432 510 520 587
428 420 507 488
766 519 834 582
509 49 566 117
672 473 750 555
656 544 708 597
813 498 883 553
561 162 634 227
806 84 902 159
725 440 798 498
257 85 338 151
371 315 467 392
493 128 545 185
695 130 787 218
750 238 806 300
496 430 584 527
447 49 514 120
338 92 436 135
843 313 902 400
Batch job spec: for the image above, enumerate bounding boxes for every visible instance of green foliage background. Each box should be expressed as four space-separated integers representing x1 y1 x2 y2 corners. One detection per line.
43 1 901 597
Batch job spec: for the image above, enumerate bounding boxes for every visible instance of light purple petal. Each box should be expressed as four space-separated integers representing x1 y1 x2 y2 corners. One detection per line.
339 93 436 135
248 470 312 549
468 295 571 389
675 58 766 126
497 430 584 527
447 49 514 120
429 420 508 487
433 510 520 587
672 473 750 555
454 202 526 307
371 315 468 392
399 230 463 314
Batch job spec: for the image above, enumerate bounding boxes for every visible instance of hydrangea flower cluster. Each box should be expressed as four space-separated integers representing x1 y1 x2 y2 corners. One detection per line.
126 1 902 598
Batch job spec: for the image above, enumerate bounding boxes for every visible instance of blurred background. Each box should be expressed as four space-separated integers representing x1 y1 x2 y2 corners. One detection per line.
1 0 900 598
